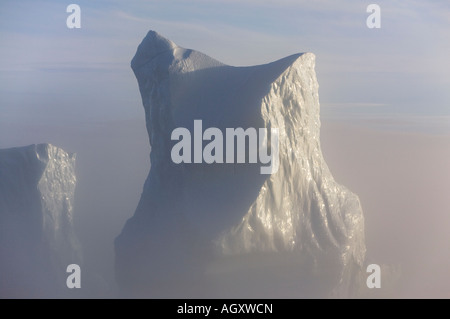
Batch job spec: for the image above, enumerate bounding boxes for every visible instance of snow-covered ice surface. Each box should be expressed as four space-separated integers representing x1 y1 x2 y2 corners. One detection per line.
0 143 81 297
115 31 366 297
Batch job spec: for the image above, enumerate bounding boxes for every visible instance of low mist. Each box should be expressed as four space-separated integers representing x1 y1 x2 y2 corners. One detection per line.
1 116 449 298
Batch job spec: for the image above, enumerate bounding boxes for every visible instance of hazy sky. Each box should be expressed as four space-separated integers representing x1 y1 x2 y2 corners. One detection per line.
0 0 449 139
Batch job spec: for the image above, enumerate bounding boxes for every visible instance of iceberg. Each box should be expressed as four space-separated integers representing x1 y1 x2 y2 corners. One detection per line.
0 143 81 297
115 31 366 297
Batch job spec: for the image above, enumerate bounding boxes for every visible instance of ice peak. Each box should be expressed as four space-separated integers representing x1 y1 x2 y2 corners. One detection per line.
131 30 178 70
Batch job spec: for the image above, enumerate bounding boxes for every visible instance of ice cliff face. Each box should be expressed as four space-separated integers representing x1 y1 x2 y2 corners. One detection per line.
0 143 81 297
115 31 366 297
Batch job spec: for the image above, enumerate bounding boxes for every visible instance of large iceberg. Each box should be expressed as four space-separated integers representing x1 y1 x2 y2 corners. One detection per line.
0 143 81 297
115 31 366 297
